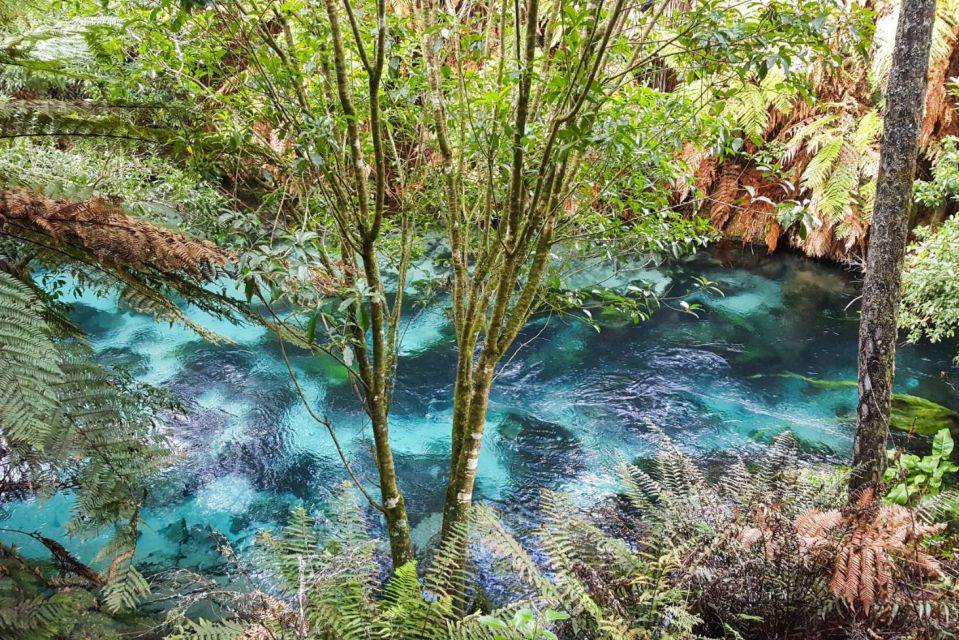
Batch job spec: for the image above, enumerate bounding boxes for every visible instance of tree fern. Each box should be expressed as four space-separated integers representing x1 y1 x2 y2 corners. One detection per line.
0 269 173 625
787 109 882 228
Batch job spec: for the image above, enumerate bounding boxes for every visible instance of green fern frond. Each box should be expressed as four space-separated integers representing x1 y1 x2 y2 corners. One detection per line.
818 154 858 220
382 561 451 640
422 513 473 615
852 110 882 154
100 563 149 613
725 68 797 142
474 505 558 603
801 137 843 190
0 271 62 449
167 618 248 640
618 460 662 514
916 489 959 523
117 283 233 345
0 591 81 640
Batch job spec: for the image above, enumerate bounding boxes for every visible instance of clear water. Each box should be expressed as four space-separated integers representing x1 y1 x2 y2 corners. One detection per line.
3 248 958 571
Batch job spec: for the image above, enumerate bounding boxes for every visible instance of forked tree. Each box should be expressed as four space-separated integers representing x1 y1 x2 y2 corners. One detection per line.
416 0 841 546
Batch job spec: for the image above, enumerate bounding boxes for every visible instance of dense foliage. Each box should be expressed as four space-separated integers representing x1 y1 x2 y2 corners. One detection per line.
903 137 959 360
156 435 959 640
0 0 957 637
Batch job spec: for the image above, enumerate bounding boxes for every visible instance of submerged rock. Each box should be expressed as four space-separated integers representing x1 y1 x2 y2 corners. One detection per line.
154 518 228 571
495 412 585 507
752 372 959 442
97 347 149 376
890 394 959 437
391 451 453 528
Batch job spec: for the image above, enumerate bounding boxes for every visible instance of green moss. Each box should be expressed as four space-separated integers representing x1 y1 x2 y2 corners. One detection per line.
890 394 959 436
750 372 959 437
292 353 351 385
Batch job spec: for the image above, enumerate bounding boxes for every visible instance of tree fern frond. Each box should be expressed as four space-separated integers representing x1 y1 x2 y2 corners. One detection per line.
801 136 843 190
100 562 149 613
818 153 858 221
0 271 62 448
167 618 248 640
117 283 233 345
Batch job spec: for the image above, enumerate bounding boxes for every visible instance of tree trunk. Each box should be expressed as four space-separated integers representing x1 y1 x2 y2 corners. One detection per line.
851 0 936 496
360 245 415 567
370 412 414 565
441 362 496 541
321 0 415 570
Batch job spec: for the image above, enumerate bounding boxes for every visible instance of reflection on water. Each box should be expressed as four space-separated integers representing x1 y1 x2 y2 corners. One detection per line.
3 248 958 569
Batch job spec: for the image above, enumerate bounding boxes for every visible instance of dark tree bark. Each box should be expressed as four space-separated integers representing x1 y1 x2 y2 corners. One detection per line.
851 0 937 495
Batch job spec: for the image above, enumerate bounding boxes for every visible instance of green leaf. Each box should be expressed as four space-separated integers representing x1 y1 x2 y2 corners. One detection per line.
886 483 909 505
918 456 940 475
513 608 535 630
479 615 509 630
932 428 954 458
356 302 371 334
305 312 319 344
900 453 921 469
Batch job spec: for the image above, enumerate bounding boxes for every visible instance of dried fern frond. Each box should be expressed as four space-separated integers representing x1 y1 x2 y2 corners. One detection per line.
0 189 229 279
793 487 946 614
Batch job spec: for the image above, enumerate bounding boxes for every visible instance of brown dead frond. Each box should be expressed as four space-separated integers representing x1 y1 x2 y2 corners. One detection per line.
706 164 742 228
794 487 945 614
0 190 229 278
920 37 959 154
697 164 783 253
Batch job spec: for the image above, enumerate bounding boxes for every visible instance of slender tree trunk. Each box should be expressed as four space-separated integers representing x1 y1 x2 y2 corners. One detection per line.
422 0 627 557
851 0 936 495
369 412 414 564
360 245 414 567
322 0 415 569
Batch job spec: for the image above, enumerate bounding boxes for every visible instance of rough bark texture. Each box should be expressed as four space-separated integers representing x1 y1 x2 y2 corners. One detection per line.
851 0 936 495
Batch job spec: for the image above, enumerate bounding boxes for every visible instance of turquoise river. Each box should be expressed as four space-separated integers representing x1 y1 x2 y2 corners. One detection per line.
3 247 958 571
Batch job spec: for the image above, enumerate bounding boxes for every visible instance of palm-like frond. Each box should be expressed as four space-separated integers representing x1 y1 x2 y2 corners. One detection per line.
0 271 62 448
